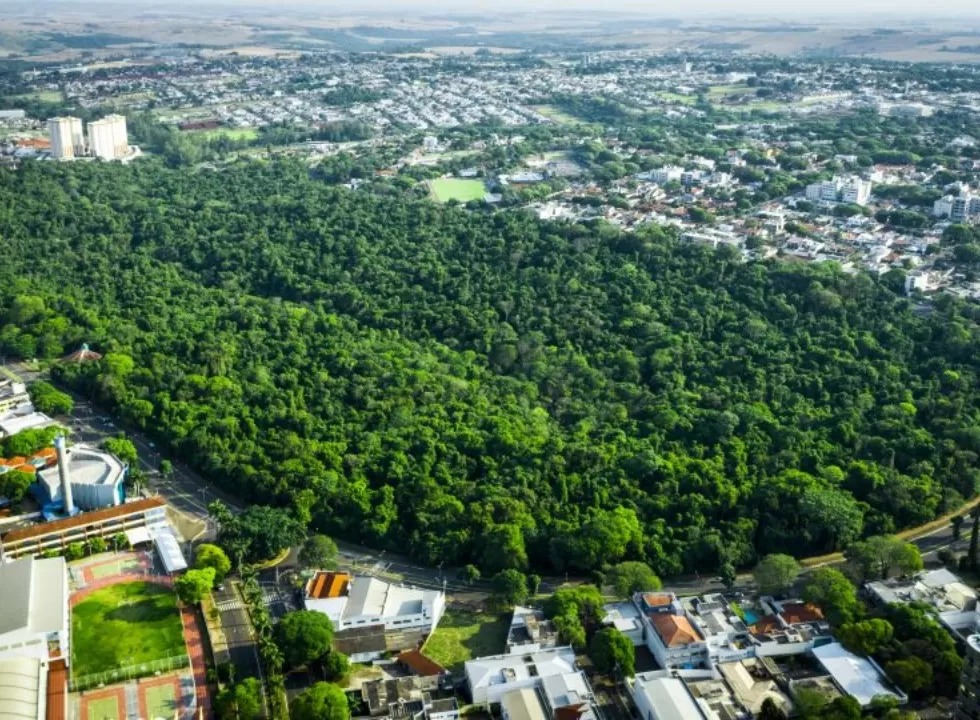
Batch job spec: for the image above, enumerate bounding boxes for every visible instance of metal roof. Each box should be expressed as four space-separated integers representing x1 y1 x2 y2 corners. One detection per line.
0 556 66 637
0 656 43 720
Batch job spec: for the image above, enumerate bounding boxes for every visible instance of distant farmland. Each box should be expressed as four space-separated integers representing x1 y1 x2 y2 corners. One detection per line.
428 178 487 203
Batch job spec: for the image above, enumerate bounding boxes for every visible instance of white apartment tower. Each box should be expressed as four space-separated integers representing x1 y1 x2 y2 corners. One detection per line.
47 117 84 159
87 114 128 160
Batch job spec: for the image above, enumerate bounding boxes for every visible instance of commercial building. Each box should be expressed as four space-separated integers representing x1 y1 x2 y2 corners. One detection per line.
0 556 69 665
46 117 83 159
934 191 980 222
805 176 872 205
0 556 69 720
954 634 980 720
33 440 127 516
305 572 445 634
0 379 31 416
0 496 167 561
0 380 56 440
87 114 128 160
810 642 906 708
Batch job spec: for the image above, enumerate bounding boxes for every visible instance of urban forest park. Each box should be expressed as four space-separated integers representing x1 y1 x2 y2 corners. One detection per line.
3 157 980 579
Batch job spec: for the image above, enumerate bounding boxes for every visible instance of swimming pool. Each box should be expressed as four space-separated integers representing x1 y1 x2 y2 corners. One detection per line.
742 610 761 624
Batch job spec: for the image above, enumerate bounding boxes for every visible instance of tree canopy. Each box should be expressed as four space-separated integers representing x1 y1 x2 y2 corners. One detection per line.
274 610 335 669
3 158 980 574
290 682 349 720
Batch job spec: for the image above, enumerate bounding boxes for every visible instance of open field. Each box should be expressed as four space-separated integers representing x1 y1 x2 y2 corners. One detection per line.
707 83 752 98
655 91 698 106
11 90 62 103
191 127 260 141
422 610 509 673
532 104 581 124
72 582 185 677
428 178 487 203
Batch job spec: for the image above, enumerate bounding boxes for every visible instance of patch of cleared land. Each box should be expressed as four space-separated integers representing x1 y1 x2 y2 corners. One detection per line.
11 90 62 103
655 91 698 106
532 104 581 124
192 127 260 141
707 83 752 98
422 610 509 673
72 581 185 678
428 178 487 203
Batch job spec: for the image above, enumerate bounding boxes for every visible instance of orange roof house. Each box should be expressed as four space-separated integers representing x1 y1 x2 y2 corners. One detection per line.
779 602 824 625
651 614 702 647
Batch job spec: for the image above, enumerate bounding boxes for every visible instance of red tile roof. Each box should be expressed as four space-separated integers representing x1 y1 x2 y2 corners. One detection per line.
1 496 165 542
651 614 702 647
780 602 824 625
641 593 674 608
397 650 447 677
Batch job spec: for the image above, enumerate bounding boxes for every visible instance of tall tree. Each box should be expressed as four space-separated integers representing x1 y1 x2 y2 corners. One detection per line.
274 610 335 669
752 554 801 595
290 682 349 720
298 534 339 570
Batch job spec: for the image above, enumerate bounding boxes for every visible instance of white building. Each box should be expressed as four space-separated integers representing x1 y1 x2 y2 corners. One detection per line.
506 606 559 654
465 647 588 707
866 568 978 639
304 571 445 634
87 114 128 160
46 117 83 159
0 556 69 665
633 592 709 669
806 179 841 203
629 671 711 720
841 178 872 206
34 441 128 514
811 643 906 708
601 601 645 646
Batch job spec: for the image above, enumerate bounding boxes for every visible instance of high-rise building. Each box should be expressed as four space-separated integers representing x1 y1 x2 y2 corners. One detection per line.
954 634 980 720
87 114 128 160
47 116 83 159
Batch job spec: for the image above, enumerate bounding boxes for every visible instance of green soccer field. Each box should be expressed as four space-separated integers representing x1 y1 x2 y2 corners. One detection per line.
428 178 487 203
71 582 186 678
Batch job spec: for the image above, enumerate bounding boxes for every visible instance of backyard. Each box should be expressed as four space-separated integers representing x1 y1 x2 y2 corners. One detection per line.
422 610 510 673
71 581 186 679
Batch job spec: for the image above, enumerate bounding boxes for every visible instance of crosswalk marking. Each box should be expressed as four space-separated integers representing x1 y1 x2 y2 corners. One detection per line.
216 599 244 611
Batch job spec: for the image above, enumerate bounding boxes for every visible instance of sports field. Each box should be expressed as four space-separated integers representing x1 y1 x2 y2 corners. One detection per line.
531 104 580 124
84 695 121 720
428 178 487 203
144 682 177 719
72 582 185 677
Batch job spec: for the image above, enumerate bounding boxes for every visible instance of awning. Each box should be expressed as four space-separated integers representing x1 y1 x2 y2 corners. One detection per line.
125 527 152 546
151 529 188 573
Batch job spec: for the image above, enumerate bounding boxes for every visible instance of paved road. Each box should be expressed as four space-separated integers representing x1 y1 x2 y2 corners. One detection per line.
212 582 262 680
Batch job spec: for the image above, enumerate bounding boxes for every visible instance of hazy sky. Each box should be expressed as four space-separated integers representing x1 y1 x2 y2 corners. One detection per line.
64 0 980 17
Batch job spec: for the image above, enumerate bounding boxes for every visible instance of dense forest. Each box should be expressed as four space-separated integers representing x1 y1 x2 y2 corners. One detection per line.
3 159 980 576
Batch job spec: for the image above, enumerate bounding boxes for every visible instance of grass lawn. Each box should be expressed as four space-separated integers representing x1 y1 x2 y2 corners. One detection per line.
193 127 259 141
707 83 751 98
428 178 487 203
144 684 177 720
531 104 581 124
72 582 185 678
11 90 62 103
85 696 121 720
655 92 698 106
422 610 509 673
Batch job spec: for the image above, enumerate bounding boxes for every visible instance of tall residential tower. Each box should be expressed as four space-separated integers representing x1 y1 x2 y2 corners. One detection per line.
47 116 84 159
955 634 980 720
87 114 128 160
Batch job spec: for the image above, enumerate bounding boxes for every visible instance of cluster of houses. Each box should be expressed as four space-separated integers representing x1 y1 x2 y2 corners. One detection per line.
295 561 980 720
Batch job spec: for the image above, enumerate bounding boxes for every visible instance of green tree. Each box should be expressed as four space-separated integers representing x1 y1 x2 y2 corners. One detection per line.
802 568 859 626
322 651 350 681
885 657 933 695
65 542 85 561
461 564 481 584
298 534 339 570
836 619 893 656
28 381 73 415
606 561 661 598
793 687 828 720
194 543 232 582
159 459 173 479
215 677 262 720
175 567 216 605
845 536 923 581
490 569 529 607
86 537 107 555
219 506 305 564
102 436 138 466
290 682 349 720
718 561 737 591
0 469 35 505
758 698 787 720
589 627 635 677
274 610 335 669
752 554 801 595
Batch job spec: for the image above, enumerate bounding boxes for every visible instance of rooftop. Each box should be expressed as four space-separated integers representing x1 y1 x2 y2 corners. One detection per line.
466 647 577 692
398 649 447 677
0 656 43 720
307 571 351 600
650 614 702 648
0 556 66 638
501 687 548 720
631 673 708 720
342 577 442 622
811 642 906 707
1 496 165 544
36 444 126 497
